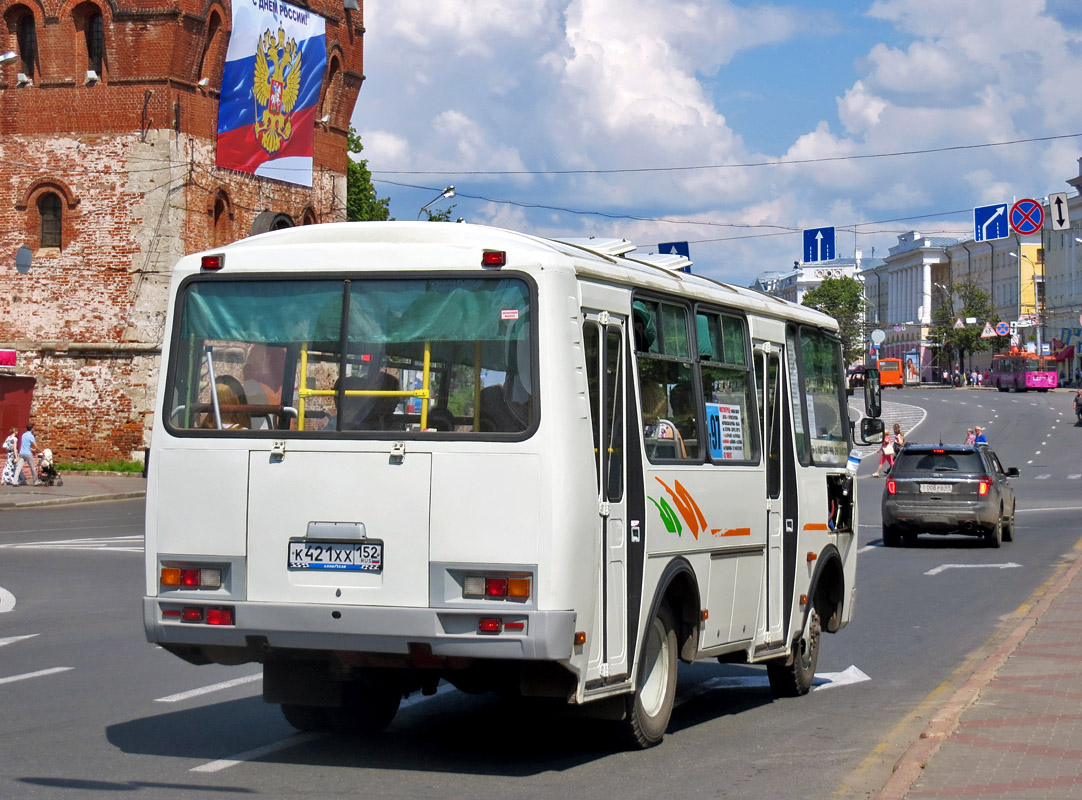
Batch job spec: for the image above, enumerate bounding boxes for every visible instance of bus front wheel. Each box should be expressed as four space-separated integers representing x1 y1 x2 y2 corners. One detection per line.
767 608 821 698
623 602 678 749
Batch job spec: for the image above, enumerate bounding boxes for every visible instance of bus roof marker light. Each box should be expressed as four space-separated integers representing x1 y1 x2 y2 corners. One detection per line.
201 254 224 271
481 250 506 268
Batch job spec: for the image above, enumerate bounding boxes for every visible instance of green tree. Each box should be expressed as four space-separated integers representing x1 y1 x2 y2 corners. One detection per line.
928 280 1000 372
423 205 457 222
346 126 391 222
801 276 865 365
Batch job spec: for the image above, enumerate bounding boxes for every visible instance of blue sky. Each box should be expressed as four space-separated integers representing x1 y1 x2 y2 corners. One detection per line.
350 0 1082 287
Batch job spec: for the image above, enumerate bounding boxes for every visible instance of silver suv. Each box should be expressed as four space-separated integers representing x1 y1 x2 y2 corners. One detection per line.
881 444 1018 548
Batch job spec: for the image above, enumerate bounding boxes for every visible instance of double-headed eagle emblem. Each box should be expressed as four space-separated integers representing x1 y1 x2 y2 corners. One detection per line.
253 26 301 154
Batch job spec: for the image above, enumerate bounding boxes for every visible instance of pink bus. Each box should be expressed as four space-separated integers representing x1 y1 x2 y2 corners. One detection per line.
990 352 1058 392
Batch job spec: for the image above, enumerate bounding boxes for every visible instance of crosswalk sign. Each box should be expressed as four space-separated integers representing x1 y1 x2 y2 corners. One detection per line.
953 318 965 329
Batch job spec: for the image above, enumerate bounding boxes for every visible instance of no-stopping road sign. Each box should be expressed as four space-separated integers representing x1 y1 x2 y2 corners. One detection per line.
1010 198 1044 235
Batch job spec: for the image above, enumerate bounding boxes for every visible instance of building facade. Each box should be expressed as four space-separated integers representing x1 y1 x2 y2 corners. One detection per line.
0 0 365 461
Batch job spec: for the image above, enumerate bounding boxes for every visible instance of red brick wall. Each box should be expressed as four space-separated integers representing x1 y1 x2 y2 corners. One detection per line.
0 0 365 462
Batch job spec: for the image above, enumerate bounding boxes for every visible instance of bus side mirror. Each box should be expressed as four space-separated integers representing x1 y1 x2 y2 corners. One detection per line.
860 417 885 444
864 368 881 418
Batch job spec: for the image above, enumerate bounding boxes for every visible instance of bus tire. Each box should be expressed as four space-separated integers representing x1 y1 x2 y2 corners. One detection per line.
767 608 820 698
281 703 330 732
623 602 678 749
328 677 402 734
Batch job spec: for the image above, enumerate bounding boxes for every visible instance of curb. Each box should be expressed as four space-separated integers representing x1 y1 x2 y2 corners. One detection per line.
875 546 1082 800
0 491 146 510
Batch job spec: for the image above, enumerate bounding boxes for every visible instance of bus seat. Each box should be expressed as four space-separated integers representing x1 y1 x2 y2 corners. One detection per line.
425 406 455 432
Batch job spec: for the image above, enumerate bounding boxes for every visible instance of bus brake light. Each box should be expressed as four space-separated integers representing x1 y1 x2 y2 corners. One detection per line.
479 618 502 633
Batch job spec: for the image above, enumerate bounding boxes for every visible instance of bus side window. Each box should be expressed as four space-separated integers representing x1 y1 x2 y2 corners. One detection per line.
636 297 698 461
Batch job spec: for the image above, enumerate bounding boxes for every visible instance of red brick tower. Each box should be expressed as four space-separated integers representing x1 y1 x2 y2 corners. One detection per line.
0 0 365 462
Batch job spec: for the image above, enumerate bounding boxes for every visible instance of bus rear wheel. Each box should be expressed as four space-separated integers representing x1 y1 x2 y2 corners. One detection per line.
767 608 821 698
622 602 677 749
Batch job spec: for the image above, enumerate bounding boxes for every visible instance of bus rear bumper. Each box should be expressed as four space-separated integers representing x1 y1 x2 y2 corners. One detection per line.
143 598 577 662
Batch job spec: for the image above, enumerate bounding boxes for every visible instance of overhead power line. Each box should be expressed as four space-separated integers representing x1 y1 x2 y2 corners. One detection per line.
371 132 1082 177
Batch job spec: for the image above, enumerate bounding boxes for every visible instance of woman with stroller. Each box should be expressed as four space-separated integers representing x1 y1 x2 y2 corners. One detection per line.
1 427 18 485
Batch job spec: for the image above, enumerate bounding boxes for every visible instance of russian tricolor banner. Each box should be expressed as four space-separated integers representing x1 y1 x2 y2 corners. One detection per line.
217 0 327 187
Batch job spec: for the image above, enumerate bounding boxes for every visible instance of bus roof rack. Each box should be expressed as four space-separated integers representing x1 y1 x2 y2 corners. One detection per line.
551 237 637 258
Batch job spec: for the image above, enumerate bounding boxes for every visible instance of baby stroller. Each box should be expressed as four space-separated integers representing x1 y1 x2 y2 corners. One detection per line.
38 449 63 487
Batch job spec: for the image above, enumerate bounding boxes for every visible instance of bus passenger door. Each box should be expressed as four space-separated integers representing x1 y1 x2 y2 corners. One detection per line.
756 344 785 647
583 313 628 682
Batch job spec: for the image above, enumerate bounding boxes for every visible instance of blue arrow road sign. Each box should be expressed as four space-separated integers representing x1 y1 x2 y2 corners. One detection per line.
803 227 835 263
974 203 1009 242
658 241 690 259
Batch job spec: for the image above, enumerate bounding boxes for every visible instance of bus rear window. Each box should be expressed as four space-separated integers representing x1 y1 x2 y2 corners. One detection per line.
166 276 534 436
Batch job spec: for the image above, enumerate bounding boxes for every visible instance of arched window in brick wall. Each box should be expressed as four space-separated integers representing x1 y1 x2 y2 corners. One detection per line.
319 53 342 125
72 2 106 82
38 193 62 249
198 10 226 89
301 207 317 225
15 12 35 80
212 191 233 247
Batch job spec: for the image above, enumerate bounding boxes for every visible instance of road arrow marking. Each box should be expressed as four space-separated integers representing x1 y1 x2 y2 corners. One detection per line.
0 634 37 647
814 665 871 691
925 563 1021 576
0 586 15 613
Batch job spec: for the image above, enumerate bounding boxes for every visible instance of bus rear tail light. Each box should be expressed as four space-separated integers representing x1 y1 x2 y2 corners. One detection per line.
161 566 221 589
178 606 234 625
479 618 502 633
463 574 531 600
886 479 897 494
979 478 992 496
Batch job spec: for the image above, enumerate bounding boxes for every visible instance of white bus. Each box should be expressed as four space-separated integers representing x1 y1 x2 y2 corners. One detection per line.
144 222 882 748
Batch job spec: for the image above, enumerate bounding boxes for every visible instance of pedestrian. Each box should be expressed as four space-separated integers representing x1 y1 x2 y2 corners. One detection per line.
1076 366 1081 387
872 427 896 477
964 427 976 445
974 425 988 444
976 370 983 387
1 427 19 485
16 423 40 486
971 369 978 386
942 368 949 385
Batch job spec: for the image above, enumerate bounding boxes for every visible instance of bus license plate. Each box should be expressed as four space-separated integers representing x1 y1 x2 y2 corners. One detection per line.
287 539 383 573
920 484 952 494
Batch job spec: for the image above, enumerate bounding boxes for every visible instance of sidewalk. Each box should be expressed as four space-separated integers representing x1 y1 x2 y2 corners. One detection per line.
878 543 1082 799
0 471 146 509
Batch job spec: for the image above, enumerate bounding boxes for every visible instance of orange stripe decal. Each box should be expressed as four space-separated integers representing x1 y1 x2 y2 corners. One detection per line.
803 523 830 532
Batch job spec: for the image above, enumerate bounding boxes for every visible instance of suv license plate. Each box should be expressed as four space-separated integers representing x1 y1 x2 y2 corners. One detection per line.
287 539 383 573
920 484 952 494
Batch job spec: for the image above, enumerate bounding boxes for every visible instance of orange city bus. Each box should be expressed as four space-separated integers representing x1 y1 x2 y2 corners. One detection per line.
877 358 904 388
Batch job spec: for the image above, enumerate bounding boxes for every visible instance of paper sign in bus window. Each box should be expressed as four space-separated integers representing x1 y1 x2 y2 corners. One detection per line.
705 402 744 460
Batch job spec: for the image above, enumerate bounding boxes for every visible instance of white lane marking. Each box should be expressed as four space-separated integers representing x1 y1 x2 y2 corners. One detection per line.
0 586 15 613
1035 474 1051 480
0 523 142 536
156 673 262 703
1017 506 1082 513
190 733 318 773
0 535 143 553
189 682 457 773
1069 474 1082 480
813 665 871 691
0 634 37 647
925 563 1021 576
0 666 73 686
857 544 878 554
1027 460 1034 464
1035 451 1042 455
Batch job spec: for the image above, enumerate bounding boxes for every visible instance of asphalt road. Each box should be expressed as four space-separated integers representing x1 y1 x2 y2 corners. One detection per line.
1 388 1080 799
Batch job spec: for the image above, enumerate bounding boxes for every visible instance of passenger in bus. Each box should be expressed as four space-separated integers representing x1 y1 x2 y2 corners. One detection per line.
333 372 402 431
201 375 250 429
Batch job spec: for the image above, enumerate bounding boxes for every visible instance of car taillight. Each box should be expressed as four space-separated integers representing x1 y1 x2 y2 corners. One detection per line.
886 479 897 494
979 478 992 496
